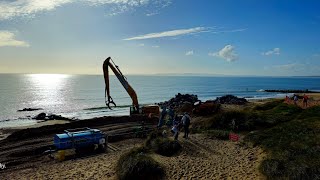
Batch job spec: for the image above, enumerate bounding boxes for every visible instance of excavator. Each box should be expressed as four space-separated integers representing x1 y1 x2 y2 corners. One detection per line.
103 57 160 116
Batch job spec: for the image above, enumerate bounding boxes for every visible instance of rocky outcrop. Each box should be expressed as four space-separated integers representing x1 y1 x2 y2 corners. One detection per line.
158 94 247 112
265 89 318 93
17 108 43 112
33 113 73 121
158 93 199 108
214 95 247 105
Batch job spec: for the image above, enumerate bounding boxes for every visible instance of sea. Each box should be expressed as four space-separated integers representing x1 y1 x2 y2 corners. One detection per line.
1 74 319 128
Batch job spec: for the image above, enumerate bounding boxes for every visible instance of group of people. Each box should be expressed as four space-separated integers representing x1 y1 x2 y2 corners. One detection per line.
157 106 191 140
285 94 309 108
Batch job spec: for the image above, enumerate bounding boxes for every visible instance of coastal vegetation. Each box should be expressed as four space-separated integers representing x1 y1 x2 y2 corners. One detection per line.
145 131 182 157
116 147 164 180
192 99 320 179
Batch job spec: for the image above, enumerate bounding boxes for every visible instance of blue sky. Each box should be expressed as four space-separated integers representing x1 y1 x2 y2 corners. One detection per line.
0 0 320 76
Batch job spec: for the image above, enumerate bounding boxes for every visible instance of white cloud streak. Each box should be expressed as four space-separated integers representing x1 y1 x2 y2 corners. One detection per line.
209 45 238 62
0 0 172 20
0 31 29 47
262 48 280 56
146 12 159 16
124 27 247 41
185 50 193 56
210 28 247 34
124 27 207 40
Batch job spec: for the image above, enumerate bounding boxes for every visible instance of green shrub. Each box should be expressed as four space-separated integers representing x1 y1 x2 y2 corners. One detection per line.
146 136 181 157
204 130 230 140
116 147 164 180
299 105 320 118
260 159 285 178
245 110 320 179
254 100 283 111
211 110 254 131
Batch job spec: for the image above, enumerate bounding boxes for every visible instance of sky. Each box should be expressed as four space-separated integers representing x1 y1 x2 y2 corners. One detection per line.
0 0 320 76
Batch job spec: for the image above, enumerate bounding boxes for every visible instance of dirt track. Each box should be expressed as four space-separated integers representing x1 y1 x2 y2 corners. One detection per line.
0 116 157 173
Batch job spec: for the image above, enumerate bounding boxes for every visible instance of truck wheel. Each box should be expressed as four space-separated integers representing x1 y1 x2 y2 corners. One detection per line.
97 138 107 152
97 144 106 152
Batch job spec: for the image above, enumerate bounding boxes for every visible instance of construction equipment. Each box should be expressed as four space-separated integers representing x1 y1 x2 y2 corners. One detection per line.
192 100 220 116
53 128 107 160
103 57 160 116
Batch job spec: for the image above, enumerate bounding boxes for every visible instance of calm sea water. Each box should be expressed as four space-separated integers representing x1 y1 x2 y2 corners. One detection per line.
0 74 319 128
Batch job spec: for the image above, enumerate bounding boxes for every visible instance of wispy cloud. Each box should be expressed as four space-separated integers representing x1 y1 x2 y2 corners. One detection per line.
138 43 145 47
274 63 300 70
262 48 280 56
145 0 171 16
210 28 247 34
152 45 160 48
124 27 207 40
185 50 194 56
124 27 247 41
146 12 159 16
0 0 173 20
0 31 29 47
209 45 238 62
0 0 72 20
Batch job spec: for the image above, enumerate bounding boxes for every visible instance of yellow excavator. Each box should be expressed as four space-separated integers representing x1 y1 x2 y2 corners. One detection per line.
103 57 160 116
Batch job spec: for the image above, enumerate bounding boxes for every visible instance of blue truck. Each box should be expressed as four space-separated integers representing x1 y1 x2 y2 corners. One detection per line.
53 128 107 156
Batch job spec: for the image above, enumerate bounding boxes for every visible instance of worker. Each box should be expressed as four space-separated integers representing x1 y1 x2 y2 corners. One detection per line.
285 95 290 103
167 106 175 126
182 112 191 139
293 94 298 105
171 123 179 140
157 106 167 128
172 115 181 140
303 94 309 108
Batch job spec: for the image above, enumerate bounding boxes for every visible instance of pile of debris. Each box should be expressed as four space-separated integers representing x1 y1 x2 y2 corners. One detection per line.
214 95 247 105
158 93 199 108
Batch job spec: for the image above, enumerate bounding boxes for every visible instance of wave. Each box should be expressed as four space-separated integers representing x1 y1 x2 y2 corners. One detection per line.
257 89 265 92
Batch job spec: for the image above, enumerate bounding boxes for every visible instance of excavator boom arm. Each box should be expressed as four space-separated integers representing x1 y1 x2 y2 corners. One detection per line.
103 57 139 110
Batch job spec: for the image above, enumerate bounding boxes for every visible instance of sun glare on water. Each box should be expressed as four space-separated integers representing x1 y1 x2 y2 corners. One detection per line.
28 74 70 88
26 74 71 107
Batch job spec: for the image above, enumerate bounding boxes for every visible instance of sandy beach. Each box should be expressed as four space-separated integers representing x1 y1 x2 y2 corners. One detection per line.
0 134 266 180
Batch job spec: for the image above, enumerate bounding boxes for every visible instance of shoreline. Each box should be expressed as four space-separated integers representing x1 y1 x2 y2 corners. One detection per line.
0 92 320 129
2 93 320 141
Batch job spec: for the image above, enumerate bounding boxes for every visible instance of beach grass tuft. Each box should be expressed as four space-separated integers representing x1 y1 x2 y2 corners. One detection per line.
116 146 164 180
204 129 230 140
145 131 181 157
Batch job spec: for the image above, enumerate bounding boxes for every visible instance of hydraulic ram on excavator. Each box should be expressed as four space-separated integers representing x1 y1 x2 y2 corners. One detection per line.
103 57 159 116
